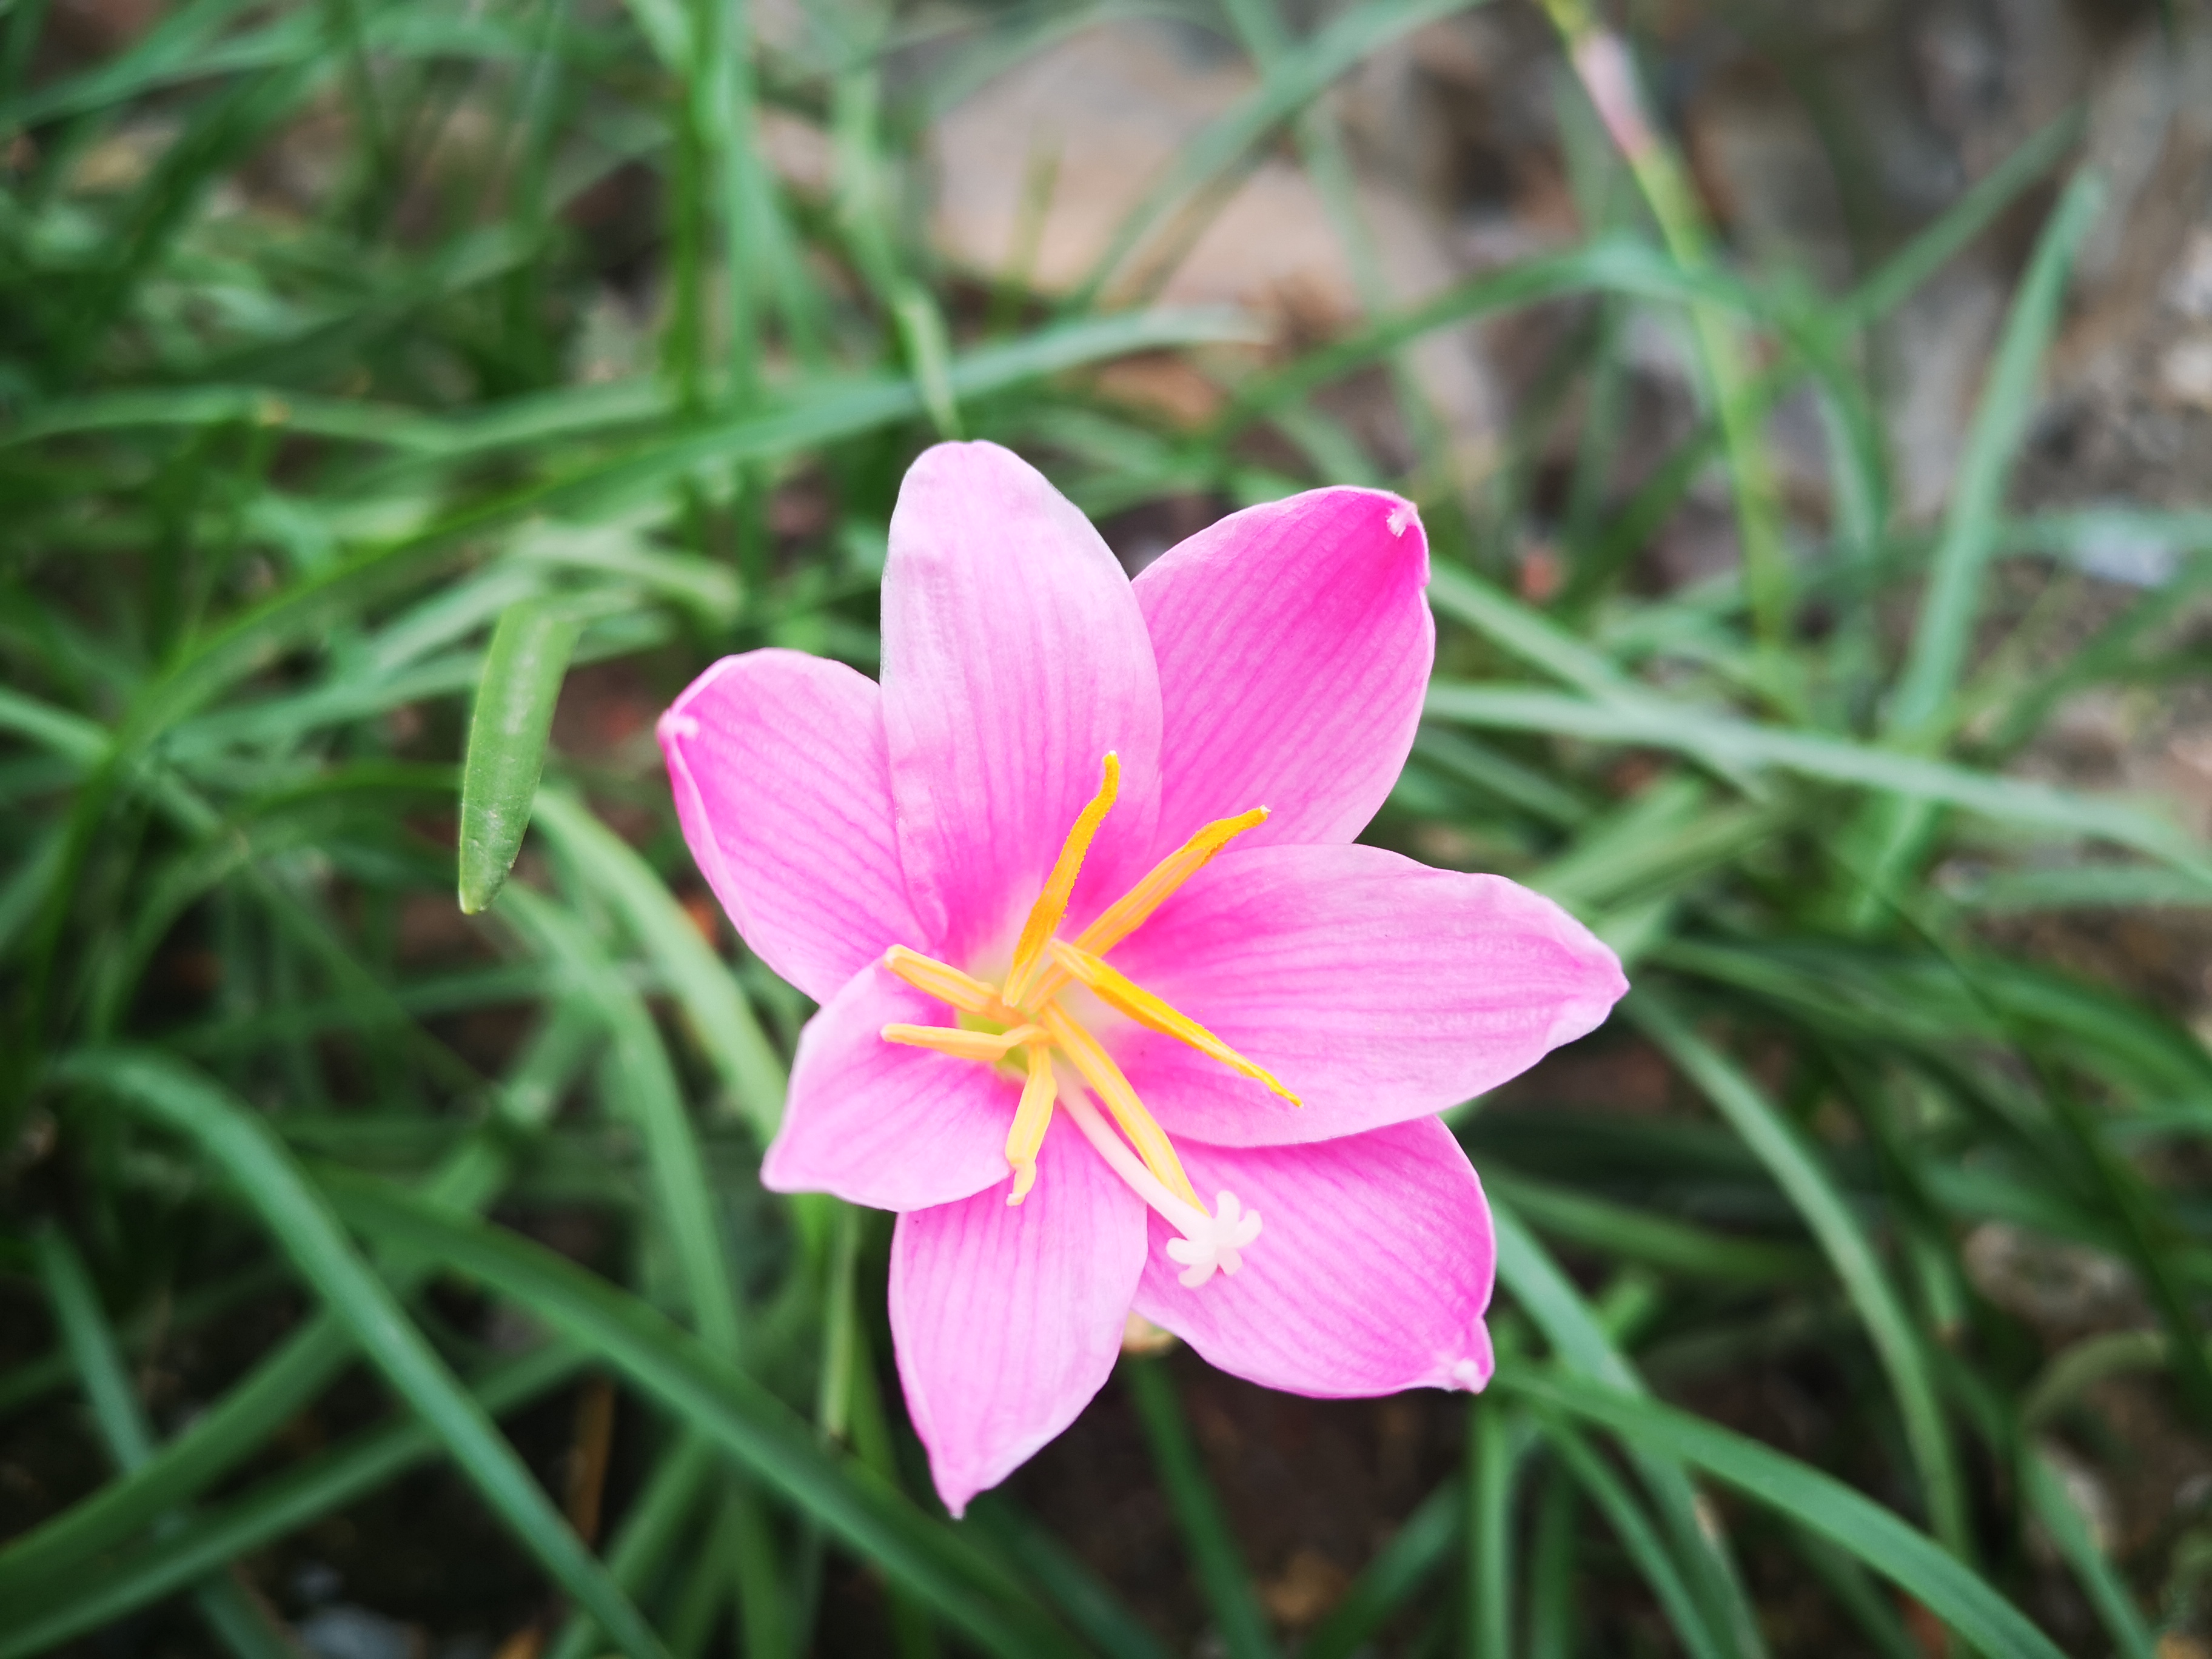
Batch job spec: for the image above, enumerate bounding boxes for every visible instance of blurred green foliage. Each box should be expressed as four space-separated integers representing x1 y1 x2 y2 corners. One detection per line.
3 0 2211 1655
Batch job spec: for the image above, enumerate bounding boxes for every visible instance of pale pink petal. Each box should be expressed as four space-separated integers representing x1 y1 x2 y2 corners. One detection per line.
1133 488 1431 854
1108 844 1627 1147
660 651 926 1004
762 962 1016 1212
1131 1118 1496 1396
890 1118 1146 1514
880 441 1162 964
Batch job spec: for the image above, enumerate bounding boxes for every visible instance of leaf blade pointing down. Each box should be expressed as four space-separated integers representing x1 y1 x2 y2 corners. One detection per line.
458 597 581 914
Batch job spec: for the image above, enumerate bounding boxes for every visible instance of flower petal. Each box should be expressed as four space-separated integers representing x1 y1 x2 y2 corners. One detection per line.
890 1118 1146 1514
762 962 1015 1212
880 441 1162 965
1133 488 1431 853
1131 1118 1495 1396
660 650 926 1004
1108 844 1627 1146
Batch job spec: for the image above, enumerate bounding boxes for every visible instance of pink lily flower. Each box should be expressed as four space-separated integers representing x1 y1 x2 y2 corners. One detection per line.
660 442 1626 1515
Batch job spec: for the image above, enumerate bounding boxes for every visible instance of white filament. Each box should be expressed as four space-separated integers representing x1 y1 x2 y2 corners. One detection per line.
1056 1084 1261 1287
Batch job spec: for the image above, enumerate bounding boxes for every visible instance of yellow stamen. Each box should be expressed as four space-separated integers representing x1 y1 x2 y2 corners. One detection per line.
1004 752 1120 1006
1070 806 1269 960
883 945 1009 1018
1042 1003 1201 1210
876 754 1289 1233
880 1022 1043 1062
1045 940 1301 1105
1003 1043 1057 1205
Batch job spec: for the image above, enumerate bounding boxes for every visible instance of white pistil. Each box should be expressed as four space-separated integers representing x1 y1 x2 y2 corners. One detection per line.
1164 1191 1262 1289
1057 1084 1261 1287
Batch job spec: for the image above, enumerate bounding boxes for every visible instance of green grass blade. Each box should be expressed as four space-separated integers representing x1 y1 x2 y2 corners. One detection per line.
1495 1368 2066 1659
501 888 740 1356
1216 238 1744 437
2023 1452 2155 1659
1539 4 1788 653
33 1225 302 1659
1629 994 1969 1560
965 1496 1173 1659
1523 1469 1577 1659
1426 566 1641 703
56 1048 670 1659
1488 1204 1766 1659
0 1342 583 1659
1465 1396 1523 1659
0 1262 286 1418
1483 1168 1817 1284
529 789 786 1139
1421 682 2212 883
316 1169 1087 1659
458 600 581 914
547 1432 717 1659
1886 170 2104 742
1538 1416 1728 1659
33 1227 158 1468
535 306 1262 523
0 387 455 451
1407 729 1592 828
0 1314 356 1596
2022 1331 2184 1429
1836 110 2084 332
1073 0 1474 306
1124 1358 1279 1659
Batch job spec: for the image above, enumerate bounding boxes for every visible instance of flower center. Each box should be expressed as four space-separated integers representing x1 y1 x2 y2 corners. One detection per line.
877 753 1296 1287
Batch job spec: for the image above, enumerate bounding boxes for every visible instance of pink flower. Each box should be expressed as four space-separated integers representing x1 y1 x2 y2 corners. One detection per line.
660 442 1626 1514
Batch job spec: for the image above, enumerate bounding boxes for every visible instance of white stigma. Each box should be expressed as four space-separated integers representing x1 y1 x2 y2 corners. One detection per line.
1056 1086 1264 1288
1164 1190 1264 1289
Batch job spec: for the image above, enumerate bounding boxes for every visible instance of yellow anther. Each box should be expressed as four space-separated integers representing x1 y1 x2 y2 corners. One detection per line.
883 945 1010 1018
1004 1042 1057 1205
880 1022 1043 1062
1045 940 1301 1105
1042 1003 1201 1210
1069 806 1268 961
1004 752 1120 1006
877 759 1290 1217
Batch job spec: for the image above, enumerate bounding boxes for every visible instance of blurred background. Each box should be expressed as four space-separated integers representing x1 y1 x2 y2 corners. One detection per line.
5 0 2212 1655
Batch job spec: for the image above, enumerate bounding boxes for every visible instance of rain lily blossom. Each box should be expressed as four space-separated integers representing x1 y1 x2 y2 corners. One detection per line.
659 442 1627 1514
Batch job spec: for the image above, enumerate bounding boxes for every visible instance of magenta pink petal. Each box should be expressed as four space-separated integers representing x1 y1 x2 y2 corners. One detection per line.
660 649 925 1004
1133 487 1431 855
762 962 1016 1212
880 441 1162 965
1131 1118 1496 1396
890 1118 1147 1514
1108 844 1627 1147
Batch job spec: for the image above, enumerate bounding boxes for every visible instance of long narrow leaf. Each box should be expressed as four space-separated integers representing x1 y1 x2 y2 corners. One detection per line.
1423 682 2212 883
1496 1369 2068 1659
458 601 581 914
316 1169 1087 1659
1 1344 585 1659
1629 994 1969 1558
55 1048 669 1659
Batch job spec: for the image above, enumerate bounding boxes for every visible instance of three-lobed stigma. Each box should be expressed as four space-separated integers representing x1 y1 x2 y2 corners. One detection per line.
879 754 1295 1284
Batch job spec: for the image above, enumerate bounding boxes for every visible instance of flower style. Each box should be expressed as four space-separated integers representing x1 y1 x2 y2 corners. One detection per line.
660 441 1627 1514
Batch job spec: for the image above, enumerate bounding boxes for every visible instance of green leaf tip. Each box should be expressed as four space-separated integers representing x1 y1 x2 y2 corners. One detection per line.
457 598 583 915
